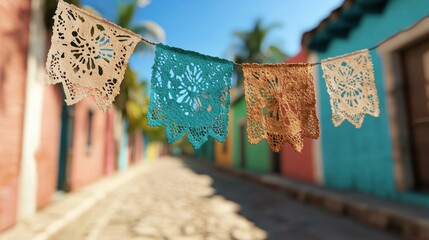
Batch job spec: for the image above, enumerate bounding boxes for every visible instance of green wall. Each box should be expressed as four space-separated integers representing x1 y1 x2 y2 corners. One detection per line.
316 0 429 207
232 96 270 173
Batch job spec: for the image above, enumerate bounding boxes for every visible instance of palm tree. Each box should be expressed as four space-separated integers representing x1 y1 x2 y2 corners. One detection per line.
44 0 166 161
116 0 165 53
232 19 288 86
113 0 166 144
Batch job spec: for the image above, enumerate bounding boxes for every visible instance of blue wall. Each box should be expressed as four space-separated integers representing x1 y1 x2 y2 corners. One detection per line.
317 0 429 205
143 134 149 160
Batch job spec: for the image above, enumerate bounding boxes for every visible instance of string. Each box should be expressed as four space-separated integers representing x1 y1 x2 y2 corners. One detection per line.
61 0 429 67
140 36 157 46
61 0 142 40
134 23 393 66
60 1 159 46
139 26 399 67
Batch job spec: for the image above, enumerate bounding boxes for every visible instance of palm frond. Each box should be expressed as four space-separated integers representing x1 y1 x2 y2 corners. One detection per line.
117 2 136 28
132 21 165 42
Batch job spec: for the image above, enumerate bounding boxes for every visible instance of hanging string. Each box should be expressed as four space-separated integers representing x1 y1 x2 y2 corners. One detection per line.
60 0 429 68
140 36 157 46
136 31 384 67
310 49 368 66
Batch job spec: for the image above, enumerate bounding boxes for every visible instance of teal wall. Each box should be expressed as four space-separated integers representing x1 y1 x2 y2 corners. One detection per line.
194 147 203 159
317 0 429 206
204 138 215 162
119 120 128 171
232 96 270 173
197 138 214 162
143 134 149 160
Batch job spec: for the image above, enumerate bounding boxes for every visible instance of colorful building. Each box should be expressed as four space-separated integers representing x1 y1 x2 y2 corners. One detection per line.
200 138 215 162
191 0 429 209
103 109 116 174
214 112 233 167
279 45 323 184
308 0 429 207
231 90 273 173
0 0 32 231
119 119 130 170
0 0 152 233
67 99 110 190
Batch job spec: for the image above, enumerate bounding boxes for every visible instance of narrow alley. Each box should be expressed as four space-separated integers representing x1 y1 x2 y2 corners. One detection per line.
54 157 399 240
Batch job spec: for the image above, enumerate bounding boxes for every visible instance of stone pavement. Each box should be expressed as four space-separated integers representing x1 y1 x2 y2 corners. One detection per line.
0 160 148 240
216 163 429 240
51 156 399 240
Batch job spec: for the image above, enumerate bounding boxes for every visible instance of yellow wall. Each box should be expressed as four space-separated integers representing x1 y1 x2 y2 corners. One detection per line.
147 142 162 161
214 112 233 167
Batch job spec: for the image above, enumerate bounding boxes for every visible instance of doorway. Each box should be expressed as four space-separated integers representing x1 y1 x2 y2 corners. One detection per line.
239 122 246 168
271 151 281 173
57 103 74 192
401 36 429 191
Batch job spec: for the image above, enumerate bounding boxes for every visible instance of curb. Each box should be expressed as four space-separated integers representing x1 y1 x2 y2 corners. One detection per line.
0 161 150 240
214 164 429 240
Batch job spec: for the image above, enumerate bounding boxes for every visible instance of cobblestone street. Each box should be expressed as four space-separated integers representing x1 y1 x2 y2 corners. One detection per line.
56 157 400 240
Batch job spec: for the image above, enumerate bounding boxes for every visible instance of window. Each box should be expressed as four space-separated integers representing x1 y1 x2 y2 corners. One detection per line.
86 109 93 154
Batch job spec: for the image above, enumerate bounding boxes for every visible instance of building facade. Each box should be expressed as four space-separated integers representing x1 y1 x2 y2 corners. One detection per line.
0 0 151 233
231 92 272 173
0 0 31 231
214 111 233 167
308 0 429 207
279 47 323 184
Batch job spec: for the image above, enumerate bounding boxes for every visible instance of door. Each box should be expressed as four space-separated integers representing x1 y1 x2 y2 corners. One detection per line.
57 103 74 191
239 122 246 168
271 151 281 173
401 37 429 191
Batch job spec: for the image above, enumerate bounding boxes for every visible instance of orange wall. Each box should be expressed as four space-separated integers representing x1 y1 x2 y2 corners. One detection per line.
214 112 233 167
280 48 316 183
0 0 30 231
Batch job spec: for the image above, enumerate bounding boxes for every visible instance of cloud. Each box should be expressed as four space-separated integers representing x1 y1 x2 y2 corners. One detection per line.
137 0 150 8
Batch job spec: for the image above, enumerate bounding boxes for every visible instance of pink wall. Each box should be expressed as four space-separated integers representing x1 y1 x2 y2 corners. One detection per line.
135 133 143 162
0 0 30 231
280 48 316 183
103 109 116 175
36 85 62 209
69 99 107 191
281 139 315 183
128 132 144 164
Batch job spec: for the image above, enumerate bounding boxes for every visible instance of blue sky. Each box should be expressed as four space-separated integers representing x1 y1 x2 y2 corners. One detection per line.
82 0 343 81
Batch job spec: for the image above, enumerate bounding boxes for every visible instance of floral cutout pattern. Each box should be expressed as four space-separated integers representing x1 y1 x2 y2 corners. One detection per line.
321 49 380 128
45 0 140 111
242 64 320 152
148 44 233 148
